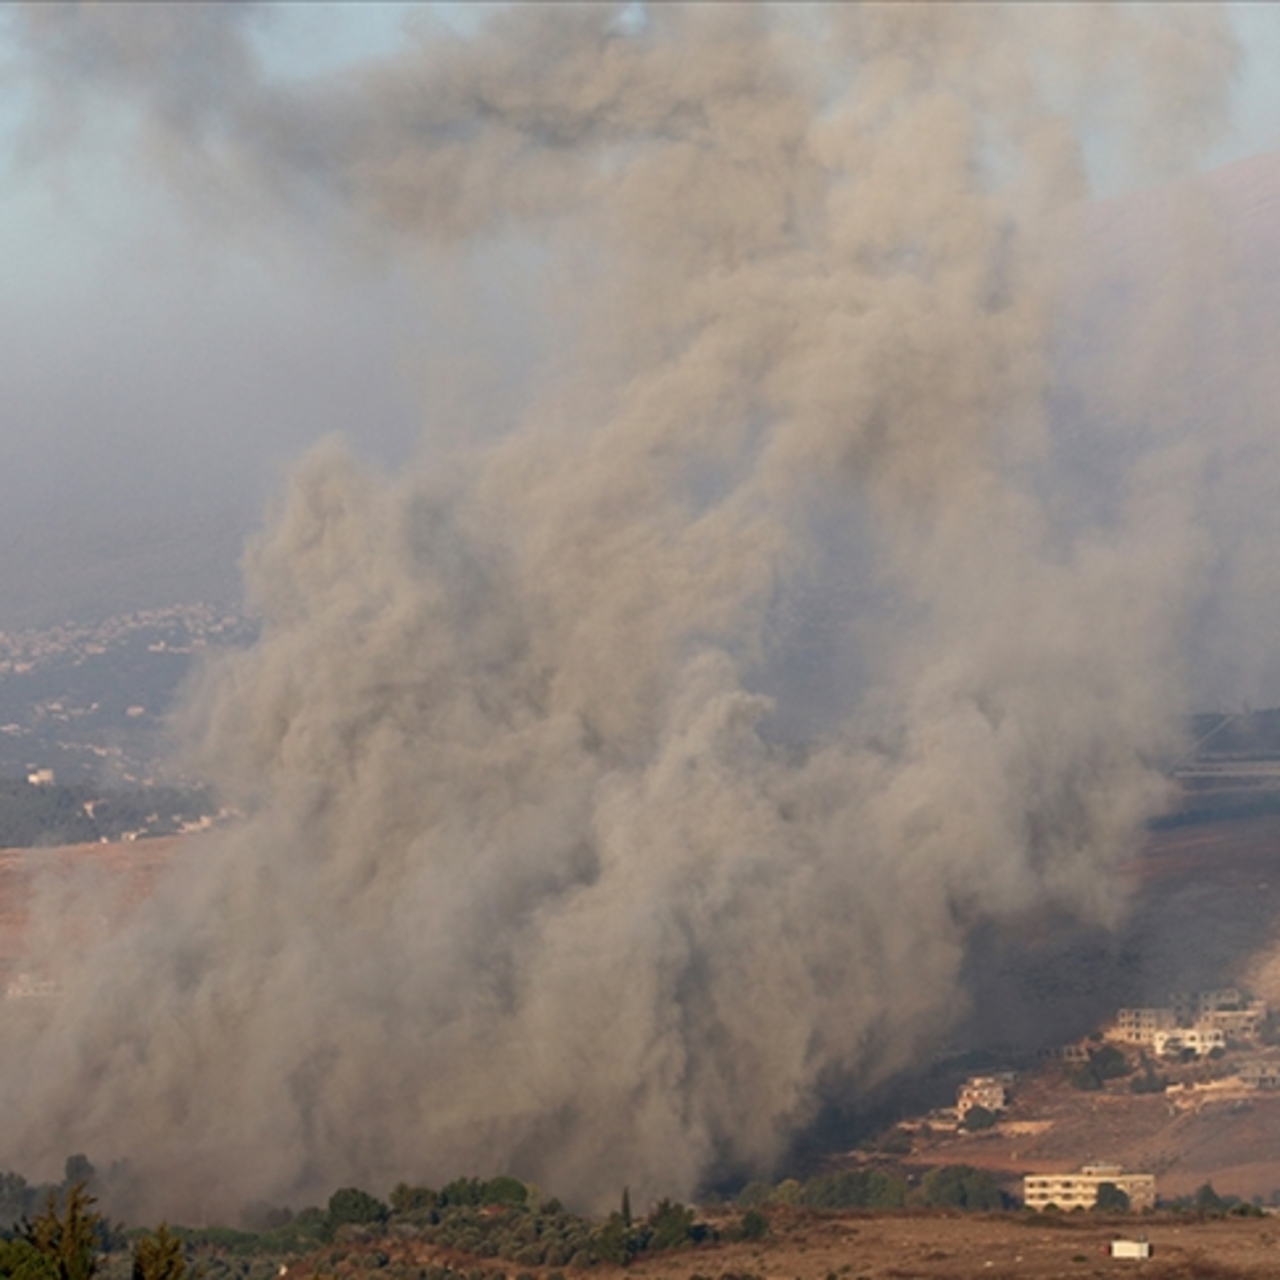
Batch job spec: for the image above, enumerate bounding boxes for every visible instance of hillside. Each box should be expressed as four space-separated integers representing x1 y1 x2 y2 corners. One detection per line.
223 1205 1280 1280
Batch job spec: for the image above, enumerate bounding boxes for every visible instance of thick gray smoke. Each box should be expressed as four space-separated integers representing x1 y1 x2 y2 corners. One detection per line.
0 3 1253 1217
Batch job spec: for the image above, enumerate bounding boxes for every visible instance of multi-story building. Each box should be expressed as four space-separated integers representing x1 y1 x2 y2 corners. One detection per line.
1171 989 1244 1022
957 1074 1012 1118
1112 1008 1177 1044
1238 1059 1280 1089
1199 1001 1268 1042
1023 1164 1156 1212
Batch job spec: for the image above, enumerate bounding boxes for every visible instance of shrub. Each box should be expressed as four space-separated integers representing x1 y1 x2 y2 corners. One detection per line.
328 1189 389 1230
1093 1183 1130 1213
961 1106 997 1132
917 1166 1003 1211
739 1211 768 1243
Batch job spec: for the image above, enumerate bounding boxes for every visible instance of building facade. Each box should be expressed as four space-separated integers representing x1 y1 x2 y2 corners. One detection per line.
1023 1164 1156 1212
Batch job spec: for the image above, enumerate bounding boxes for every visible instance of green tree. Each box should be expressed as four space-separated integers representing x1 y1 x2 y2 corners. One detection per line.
0 1240 57 1280
645 1200 696 1250
326 1187 388 1230
739 1209 768 1242
962 1105 997 1131
800 1170 906 1210
390 1184 438 1216
481 1178 528 1207
1093 1183 1130 1213
131 1225 185 1280
918 1165 1003 1211
1194 1182 1226 1214
22 1184 101 1280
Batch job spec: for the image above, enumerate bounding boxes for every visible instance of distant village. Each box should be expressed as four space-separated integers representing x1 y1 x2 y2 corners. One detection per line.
891 986 1280 1213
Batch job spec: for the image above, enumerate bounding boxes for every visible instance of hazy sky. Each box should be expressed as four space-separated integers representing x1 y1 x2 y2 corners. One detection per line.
0 2 1278 632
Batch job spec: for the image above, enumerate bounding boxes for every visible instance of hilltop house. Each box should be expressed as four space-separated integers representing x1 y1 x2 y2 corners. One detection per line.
957 1073 1014 1118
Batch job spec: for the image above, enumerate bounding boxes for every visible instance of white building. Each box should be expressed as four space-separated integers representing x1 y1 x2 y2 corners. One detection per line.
1152 1026 1226 1057
1024 1164 1156 1212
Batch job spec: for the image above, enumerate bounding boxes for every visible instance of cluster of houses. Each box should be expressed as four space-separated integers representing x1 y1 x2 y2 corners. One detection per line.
1107 987 1268 1058
973 990 1279 1212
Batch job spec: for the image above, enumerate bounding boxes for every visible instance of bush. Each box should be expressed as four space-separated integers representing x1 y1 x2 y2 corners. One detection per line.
738 1211 768 1243
1093 1183 1130 1213
0 1240 57 1280
1070 1066 1102 1091
391 1185 438 1217
800 1171 906 1210
917 1166 1004 1211
878 1128 914 1154
646 1201 695 1251
961 1106 997 1132
328 1188 389 1230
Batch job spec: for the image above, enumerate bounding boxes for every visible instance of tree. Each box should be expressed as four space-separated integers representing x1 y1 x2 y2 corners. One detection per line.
131 1226 185 1280
22 1184 101 1280
1194 1182 1226 1214
918 1166 1004 1211
962 1105 997 1131
326 1187 388 1231
390 1184 438 1216
0 1240 57 1280
736 1182 772 1209
481 1178 529 1207
60 1161 94 1195
739 1209 768 1242
1093 1183 1130 1213
645 1200 695 1250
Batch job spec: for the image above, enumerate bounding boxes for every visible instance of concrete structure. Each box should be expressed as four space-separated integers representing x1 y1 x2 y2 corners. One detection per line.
1113 1008 1177 1044
1110 1240 1152 1259
1113 990 1266 1052
1200 1001 1268 1041
1239 1059 1280 1089
1023 1164 1157 1212
957 1073 1012 1118
1152 1025 1226 1057
1172 988 1244 1021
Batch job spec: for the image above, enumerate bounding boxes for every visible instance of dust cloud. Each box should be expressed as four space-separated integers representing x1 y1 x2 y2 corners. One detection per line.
0 4 1256 1218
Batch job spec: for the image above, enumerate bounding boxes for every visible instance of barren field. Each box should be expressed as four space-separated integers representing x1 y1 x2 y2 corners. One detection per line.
295 1208 1280 1280
0 835 185 986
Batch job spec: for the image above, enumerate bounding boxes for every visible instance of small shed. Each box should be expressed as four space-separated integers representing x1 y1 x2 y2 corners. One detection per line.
1110 1239 1152 1259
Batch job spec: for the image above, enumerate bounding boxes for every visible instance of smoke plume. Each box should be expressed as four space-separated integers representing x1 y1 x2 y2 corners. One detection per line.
0 3 1254 1217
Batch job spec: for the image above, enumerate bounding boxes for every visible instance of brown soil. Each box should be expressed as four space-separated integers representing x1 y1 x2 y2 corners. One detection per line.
294 1209 1280 1280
